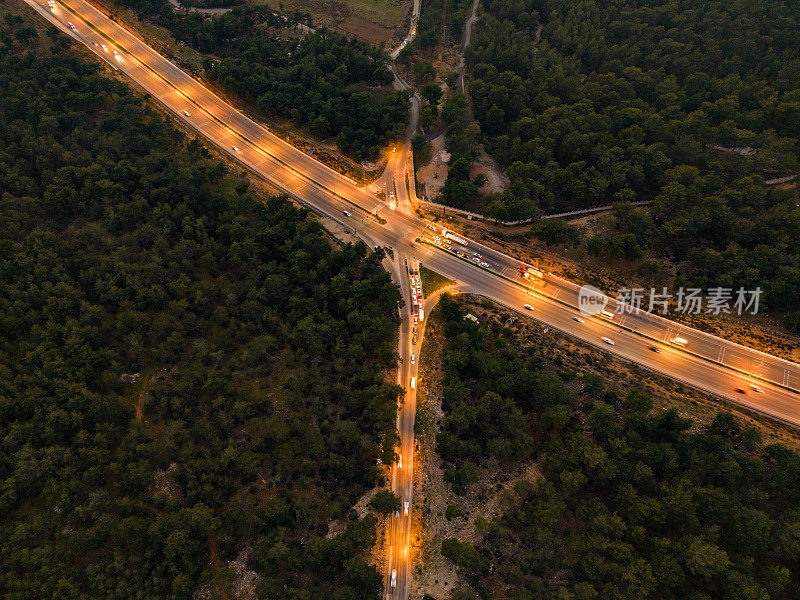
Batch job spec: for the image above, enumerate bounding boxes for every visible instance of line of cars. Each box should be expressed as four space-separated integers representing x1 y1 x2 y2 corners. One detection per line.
431 233 452 251
431 233 493 267
407 269 424 366
90 42 119 56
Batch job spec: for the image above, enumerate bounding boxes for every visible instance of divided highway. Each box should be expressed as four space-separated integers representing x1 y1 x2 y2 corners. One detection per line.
24 2 800 599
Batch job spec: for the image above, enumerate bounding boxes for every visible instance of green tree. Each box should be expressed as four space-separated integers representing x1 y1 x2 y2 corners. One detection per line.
370 489 401 515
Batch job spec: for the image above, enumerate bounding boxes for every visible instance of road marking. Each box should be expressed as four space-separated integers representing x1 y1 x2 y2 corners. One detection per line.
36 0 800 410
718 346 726 362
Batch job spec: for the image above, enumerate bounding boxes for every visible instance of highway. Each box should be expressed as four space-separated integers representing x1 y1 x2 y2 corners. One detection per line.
385 254 422 599
24 1 800 598
383 21 425 595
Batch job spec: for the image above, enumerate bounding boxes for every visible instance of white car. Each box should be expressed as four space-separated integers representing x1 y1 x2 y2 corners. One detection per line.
572 316 585 323
524 304 533 311
481 262 489 267
232 145 240 152
410 354 416 364
750 385 765 393
391 569 397 587
472 257 480 262
101 44 107 51
601 337 615 345
112 50 119 56
183 110 190 117
67 22 75 29
343 210 352 217
404 501 409 515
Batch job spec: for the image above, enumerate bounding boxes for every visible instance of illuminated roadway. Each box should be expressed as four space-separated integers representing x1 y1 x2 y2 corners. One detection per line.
382 91 421 600
25 0 800 597
386 253 420 600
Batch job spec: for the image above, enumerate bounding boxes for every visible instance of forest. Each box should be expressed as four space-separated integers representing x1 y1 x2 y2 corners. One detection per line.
0 16 400 599
435 295 800 600
407 0 473 54
110 1 407 160
449 0 800 319
461 0 800 216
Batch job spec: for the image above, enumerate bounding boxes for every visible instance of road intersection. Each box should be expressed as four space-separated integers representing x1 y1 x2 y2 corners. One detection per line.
23 1 800 598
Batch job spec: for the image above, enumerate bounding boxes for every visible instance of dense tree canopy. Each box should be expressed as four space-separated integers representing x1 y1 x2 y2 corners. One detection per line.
447 0 800 316
408 0 473 52
436 296 800 599
463 0 800 215
0 20 400 599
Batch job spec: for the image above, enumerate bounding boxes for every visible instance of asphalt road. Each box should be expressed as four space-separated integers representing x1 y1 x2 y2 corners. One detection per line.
385 255 421 600
24 2 800 598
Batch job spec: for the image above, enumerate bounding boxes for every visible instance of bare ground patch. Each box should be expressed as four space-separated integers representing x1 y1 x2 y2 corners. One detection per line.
337 15 393 45
470 149 510 195
417 134 448 199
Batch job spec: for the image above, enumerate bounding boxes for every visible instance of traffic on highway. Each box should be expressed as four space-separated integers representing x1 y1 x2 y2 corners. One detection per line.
24 3 800 599
30 0 800 422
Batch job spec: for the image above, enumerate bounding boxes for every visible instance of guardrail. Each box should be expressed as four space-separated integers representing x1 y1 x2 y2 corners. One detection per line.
417 199 651 225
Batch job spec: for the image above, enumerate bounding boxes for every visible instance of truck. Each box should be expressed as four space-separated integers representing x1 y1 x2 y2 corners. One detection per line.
519 265 544 279
441 229 469 247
